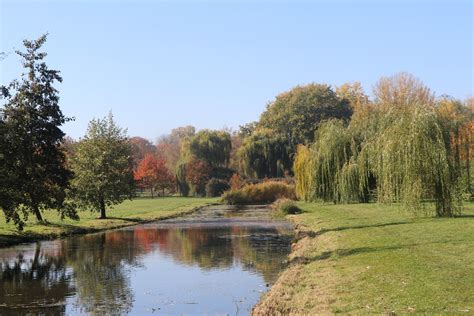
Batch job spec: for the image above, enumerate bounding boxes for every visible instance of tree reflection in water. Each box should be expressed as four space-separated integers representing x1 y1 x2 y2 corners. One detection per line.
0 216 291 314
0 242 74 315
140 225 291 283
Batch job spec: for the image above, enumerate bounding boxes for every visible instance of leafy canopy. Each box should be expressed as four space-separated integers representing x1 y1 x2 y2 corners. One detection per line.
181 129 231 167
70 113 134 219
134 153 174 197
0 34 75 228
259 83 352 146
240 83 352 179
294 73 464 217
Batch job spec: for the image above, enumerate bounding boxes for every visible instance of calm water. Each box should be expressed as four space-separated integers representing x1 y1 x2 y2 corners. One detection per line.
0 205 293 315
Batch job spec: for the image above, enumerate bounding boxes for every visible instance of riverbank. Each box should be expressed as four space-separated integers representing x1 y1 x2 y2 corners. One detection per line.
0 197 218 248
253 201 474 314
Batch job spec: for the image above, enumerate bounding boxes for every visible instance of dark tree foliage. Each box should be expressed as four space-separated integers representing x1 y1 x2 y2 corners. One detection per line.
210 166 235 181
205 178 230 197
0 118 20 220
0 34 75 228
238 129 293 178
183 129 231 167
175 161 190 196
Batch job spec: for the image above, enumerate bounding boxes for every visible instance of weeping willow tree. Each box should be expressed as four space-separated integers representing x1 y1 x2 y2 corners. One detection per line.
175 161 190 196
180 129 231 167
362 104 461 216
238 129 292 178
309 120 352 202
294 145 313 201
365 73 461 216
294 73 463 216
293 120 369 203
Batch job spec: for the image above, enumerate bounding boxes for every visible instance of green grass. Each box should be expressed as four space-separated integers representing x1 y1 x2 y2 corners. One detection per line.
254 201 474 315
0 197 218 247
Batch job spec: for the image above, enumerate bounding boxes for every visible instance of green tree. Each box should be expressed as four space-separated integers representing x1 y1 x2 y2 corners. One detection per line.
175 161 190 196
71 113 134 219
181 129 231 167
294 73 462 217
259 83 352 147
0 117 19 220
0 34 74 227
240 84 352 179
238 129 292 178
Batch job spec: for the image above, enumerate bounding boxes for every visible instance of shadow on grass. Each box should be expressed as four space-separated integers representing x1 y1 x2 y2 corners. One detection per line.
106 216 146 223
305 221 412 238
455 214 474 219
40 221 84 230
290 239 467 265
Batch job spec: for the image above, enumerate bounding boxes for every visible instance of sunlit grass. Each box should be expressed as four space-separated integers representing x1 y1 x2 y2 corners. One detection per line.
255 201 474 314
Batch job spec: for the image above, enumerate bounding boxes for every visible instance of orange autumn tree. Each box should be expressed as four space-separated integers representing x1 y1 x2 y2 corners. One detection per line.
437 97 474 199
134 154 175 197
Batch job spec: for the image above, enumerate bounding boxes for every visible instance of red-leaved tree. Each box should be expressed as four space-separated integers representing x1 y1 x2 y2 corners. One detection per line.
185 159 212 196
134 154 175 197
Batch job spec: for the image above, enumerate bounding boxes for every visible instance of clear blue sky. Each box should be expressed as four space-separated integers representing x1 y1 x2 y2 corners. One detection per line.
1 0 472 141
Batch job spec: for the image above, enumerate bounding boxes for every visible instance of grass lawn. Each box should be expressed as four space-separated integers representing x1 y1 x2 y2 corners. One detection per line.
254 201 474 315
0 197 218 248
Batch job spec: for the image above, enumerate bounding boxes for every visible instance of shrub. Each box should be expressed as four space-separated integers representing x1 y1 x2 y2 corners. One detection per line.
222 181 296 205
271 198 302 215
205 178 230 197
229 173 246 190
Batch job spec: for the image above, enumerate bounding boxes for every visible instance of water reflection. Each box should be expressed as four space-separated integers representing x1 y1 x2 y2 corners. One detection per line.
0 207 292 315
0 243 73 315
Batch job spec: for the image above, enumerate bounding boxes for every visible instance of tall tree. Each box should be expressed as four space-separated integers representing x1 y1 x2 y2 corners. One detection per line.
239 83 352 178
71 113 134 219
181 129 232 167
156 125 195 171
238 129 292 178
0 34 74 226
259 83 352 147
294 73 463 216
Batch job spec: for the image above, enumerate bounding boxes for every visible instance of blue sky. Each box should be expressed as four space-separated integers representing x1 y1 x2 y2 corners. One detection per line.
1 0 472 141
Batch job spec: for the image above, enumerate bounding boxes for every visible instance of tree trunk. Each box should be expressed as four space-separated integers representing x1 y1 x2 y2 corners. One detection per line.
151 187 154 198
33 204 43 222
99 198 106 219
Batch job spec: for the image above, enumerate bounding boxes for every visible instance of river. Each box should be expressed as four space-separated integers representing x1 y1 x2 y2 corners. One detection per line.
0 205 293 315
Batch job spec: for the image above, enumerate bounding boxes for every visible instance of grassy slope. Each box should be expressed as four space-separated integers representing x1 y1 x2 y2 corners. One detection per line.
0 197 217 248
254 202 474 315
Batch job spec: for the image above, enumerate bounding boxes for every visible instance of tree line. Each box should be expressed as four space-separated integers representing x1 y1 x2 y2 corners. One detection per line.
1 35 472 229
